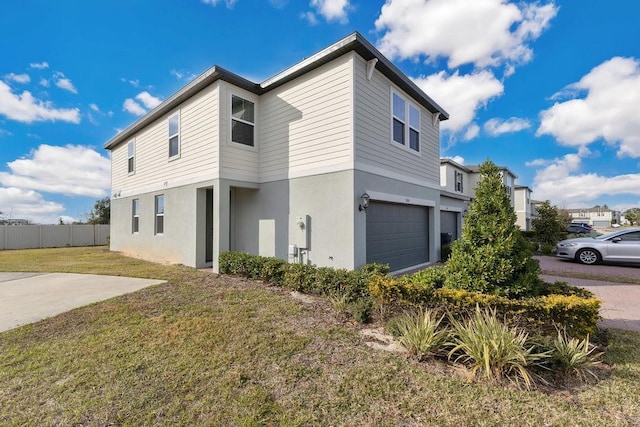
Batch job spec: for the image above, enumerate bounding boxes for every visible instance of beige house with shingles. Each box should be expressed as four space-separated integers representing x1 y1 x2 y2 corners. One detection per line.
105 32 449 273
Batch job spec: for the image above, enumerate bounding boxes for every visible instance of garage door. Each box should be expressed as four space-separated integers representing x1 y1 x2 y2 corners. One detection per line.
366 201 429 271
440 211 458 243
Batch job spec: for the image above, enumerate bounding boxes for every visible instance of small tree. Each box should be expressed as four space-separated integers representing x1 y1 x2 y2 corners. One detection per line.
624 208 640 226
87 197 110 224
444 160 542 297
532 201 566 246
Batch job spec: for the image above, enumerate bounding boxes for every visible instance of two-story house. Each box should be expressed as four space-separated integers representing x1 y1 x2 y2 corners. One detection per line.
514 185 534 231
567 206 621 228
105 32 449 273
439 159 521 239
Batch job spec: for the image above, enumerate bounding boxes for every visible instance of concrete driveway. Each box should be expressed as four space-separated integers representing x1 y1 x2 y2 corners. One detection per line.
0 272 165 333
536 256 640 332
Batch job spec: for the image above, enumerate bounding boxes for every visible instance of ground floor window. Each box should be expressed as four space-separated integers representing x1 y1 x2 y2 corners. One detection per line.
132 199 139 233
155 195 164 235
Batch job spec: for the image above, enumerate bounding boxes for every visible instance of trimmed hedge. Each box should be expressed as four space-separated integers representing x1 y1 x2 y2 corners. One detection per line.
219 251 388 303
219 251 601 337
368 274 601 337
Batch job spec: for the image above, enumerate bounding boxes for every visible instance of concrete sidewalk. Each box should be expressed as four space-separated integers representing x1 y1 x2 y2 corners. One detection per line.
542 274 640 332
0 273 165 333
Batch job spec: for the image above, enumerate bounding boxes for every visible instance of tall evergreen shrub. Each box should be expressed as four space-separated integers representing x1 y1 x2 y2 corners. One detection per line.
444 160 542 297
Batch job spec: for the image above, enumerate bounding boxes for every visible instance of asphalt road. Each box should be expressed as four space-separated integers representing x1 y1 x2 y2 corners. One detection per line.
536 256 640 332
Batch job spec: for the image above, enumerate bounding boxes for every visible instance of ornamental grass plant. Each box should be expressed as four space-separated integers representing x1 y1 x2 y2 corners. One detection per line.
447 306 551 390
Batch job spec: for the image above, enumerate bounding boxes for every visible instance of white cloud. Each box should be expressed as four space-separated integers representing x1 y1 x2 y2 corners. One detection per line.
0 144 110 198
201 0 238 7
375 0 557 69
530 149 640 206
4 73 31 84
170 69 196 81
463 124 480 141
310 0 350 23
29 62 49 70
121 77 140 88
537 57 640 158
413 70 504 133
39 78 50 87
300 11 319 25
89 103 100 112
446 155 465 165
123 91 162 116
136 91 162 109
53 72 78 94
0 81 80 123
484 117 531 136
123 98 146 116
0 187 65 224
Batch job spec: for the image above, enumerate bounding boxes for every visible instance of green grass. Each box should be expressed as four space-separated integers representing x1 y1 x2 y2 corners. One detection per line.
1 247 640 425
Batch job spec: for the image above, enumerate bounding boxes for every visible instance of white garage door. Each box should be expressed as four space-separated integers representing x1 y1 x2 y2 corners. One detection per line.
366 201 429 271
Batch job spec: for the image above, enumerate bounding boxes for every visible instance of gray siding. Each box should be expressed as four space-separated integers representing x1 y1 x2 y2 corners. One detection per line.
354 54 440 186
259 54 354 182
219 83 260 182
111 83 220 196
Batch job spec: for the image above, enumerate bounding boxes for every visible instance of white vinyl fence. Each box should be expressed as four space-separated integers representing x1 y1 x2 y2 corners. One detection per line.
0 225 110 250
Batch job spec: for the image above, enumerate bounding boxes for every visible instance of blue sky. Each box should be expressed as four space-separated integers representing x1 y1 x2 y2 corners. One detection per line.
1 0 639 223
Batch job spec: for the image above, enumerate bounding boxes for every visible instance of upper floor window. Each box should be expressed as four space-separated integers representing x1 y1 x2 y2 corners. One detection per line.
409 105 420 151
155 195 164 235
391 91 420 152
392 93 405 145
132 199 139 233
168 113 180 158
231 95 255 147
127 140 135 174
455 171 464 192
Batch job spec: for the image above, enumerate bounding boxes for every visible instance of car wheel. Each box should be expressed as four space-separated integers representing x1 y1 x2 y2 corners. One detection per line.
576 248 601 265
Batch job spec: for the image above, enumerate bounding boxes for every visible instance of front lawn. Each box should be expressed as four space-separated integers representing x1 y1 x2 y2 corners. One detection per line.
1 247 639 425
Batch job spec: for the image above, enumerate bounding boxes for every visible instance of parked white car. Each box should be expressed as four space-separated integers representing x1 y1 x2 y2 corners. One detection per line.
556 228 640 265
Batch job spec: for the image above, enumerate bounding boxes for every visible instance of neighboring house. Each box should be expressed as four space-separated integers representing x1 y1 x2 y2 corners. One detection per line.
566 206 621 228
439 159 521 238
514 185 533 231
105 32 449 273
439 158 472 242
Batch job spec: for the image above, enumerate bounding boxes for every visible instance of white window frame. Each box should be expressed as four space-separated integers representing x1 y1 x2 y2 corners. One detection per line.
408 104 420 152
132 199 139 233
390 89 421 154
168 112 180 159
230 94 256 148
127 140 135 174
155 195 164 235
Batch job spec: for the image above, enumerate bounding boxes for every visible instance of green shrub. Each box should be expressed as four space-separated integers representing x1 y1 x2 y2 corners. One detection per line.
282 263 316 292
540 243 555 255
349 298 372 323
444 160 540 297
447 306 551 390
394 309 449 361
440 244 452 261
368 276 601 337
545 329 603 381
